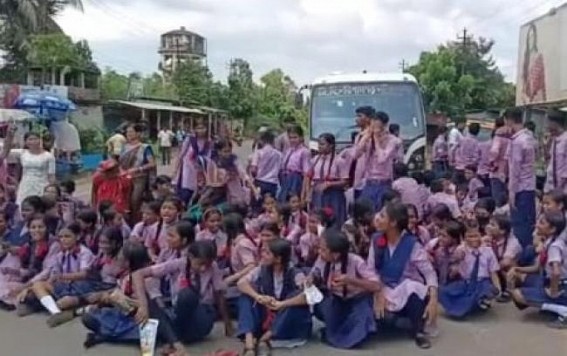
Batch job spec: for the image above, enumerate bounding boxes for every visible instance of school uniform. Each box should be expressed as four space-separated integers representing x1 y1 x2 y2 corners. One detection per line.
309 153 348 226
431 135 448 177
392 177 424 219
143 220 169 256
175 136 211 205
508 129 537 248
453 134 480 181
412 225 431 246
467 177 485 203
82 272 162 344
148 258 225 343
488 234 522 264
356 133 397 211
311 253 378 349
130 221 154 244
426 238 459 286
231 234 259 273
439 245 500 318
520 236 567 306
278 145 311 203
368 233 437 337
488 127 511 206
544 131 567 193
32 245 96 299
196 229 230 271
218 156 250 205
250 144 282 209
393 135 405 163
477 140 492 187
237 265 312 341
340 136 366 201
6 221 30 247
426 192 462 219
298 232 319 268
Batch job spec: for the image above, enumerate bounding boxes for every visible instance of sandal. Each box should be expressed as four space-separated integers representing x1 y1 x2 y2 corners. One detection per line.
415 333 432 349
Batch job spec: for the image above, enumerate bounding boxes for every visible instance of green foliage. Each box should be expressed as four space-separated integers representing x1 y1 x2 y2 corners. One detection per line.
257 68 299 128
0 0 84 71
172 60 213 105
408 34 515 117
100 67 130 101
228 58 256 125
78 127 106 154
27 33 83 68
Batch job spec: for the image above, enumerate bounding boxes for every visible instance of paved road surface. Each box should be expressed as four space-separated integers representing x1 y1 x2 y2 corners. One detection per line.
1 141 565 355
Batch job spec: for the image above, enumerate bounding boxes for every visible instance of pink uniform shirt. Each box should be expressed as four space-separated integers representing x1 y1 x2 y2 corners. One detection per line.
454 135 480 170
544 131 567 193
507 129 537 194
250 144 282 185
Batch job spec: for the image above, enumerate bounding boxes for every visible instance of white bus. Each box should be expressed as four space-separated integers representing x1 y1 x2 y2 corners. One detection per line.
308 72 427 171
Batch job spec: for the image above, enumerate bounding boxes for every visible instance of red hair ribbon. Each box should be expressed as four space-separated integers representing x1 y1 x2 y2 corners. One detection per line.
322 207 334 218
178 276 192 289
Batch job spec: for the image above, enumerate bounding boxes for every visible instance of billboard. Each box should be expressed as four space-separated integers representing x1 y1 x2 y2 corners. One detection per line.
516 4 567 106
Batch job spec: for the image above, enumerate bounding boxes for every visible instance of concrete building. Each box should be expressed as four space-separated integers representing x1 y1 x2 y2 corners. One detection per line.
158 26 207 77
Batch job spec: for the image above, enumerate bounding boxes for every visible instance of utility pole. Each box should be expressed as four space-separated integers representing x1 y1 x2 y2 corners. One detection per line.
457 27 472 76
399 59 408 73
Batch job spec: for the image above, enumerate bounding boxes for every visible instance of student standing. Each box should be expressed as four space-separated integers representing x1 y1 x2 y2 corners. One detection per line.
303 133 348 227
249 130 282 212
544 110 567 193
453 123 481 184
278 125 311 203
431 126 449 178
505 107 537 250
488 117 511 207
355 111 398 212
157 127 175 166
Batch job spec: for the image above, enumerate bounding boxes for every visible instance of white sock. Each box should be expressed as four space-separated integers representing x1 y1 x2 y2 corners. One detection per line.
542 303 567 318
39 296 61 315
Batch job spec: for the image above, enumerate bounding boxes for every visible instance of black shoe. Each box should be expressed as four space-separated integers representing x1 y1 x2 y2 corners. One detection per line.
83 333 101 349
548 317 567 330
415 333 431 349
0 300 16 311
496 292 511 303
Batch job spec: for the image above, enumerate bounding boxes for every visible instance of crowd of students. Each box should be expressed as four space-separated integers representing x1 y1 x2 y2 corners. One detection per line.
0 106 565 356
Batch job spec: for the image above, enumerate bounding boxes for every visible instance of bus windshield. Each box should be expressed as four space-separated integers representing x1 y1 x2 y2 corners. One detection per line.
310 82 425 143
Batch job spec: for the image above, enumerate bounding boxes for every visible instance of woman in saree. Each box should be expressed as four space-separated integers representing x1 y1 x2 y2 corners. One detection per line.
119 123 156 224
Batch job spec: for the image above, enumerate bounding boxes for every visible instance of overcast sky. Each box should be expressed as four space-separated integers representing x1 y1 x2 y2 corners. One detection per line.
55 0 564 85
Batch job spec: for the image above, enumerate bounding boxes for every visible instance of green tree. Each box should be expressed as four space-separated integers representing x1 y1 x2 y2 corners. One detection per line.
408 34 515 117
227 58 256 125
100 67 129 100
257 68 299 127
172 60 213 105
27 33 83 85
0 0 84 80
143 72 176 99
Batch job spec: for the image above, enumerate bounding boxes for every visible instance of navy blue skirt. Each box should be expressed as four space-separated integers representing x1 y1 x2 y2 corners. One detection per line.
236 294 312 340
83 307 140 342
520 276 567 306
360 180 390 212
53 280 115 300
312 186 346 227
314 293 376 349
439 278 498 318
278 172 303 202
173 303 215 343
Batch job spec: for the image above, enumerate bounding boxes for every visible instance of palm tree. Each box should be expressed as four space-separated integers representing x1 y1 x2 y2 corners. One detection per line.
0 0 83 49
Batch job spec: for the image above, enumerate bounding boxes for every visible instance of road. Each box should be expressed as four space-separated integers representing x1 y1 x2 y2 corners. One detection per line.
0 140 565 355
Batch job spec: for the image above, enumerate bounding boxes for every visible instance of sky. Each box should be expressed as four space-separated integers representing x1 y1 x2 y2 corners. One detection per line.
55 0 565 85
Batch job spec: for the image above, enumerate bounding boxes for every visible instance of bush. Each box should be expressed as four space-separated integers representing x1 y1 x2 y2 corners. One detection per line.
79 128 106 154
